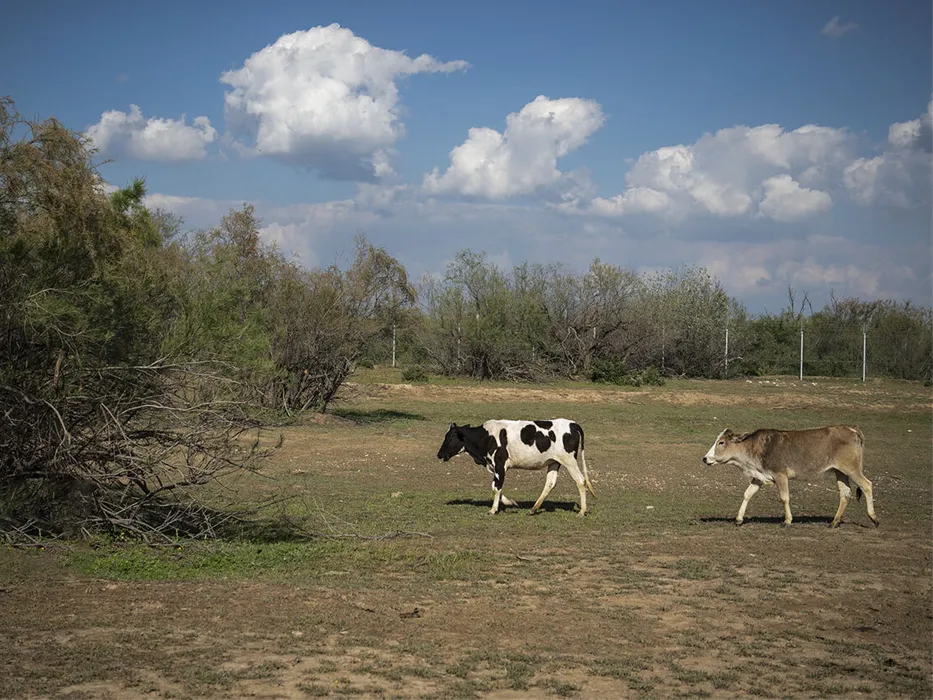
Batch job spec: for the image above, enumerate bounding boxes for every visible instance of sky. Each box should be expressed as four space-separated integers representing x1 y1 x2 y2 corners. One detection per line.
4 0 932 314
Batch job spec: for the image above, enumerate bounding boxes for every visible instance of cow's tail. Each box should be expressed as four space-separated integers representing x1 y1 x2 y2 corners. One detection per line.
577 425 596 497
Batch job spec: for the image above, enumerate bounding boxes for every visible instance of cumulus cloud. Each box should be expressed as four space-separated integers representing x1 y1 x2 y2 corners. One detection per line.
423 95 605 199
567 122 849 221
220 23 469 181
843 99 932 208
690 235 922 302
778 259 877 296
586 187 672 216
758 174 832 221
86 105 217 162
821 16 858 39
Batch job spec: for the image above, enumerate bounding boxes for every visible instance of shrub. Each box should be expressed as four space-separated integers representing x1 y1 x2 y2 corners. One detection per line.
639 366 665 386
402 365 429 382
590 358 629 385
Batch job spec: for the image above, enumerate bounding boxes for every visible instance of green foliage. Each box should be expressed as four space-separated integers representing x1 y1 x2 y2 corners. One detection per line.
0 98 273 539
590 358 631 385
591 359 665 387
401 365 429 383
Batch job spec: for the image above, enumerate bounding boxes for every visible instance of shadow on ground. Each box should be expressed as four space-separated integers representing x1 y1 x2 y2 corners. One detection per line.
445 498 579 513
332 408 427 424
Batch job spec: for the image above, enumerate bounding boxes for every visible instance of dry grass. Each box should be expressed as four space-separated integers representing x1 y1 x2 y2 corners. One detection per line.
0 372 930 698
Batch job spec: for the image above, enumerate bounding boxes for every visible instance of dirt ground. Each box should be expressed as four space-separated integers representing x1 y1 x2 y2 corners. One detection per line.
1 377 931 699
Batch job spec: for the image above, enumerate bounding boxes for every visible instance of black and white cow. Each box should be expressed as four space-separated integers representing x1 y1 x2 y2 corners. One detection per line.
436 419 596 516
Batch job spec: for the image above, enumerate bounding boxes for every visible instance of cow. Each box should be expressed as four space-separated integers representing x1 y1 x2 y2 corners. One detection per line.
436 419 596 517
702 425 879 528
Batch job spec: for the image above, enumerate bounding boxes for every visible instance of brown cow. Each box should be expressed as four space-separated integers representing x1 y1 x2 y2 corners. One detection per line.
702 426 878 528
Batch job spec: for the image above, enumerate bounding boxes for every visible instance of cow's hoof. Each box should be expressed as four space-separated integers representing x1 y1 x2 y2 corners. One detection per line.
528 509 539 516
734 519 744 526
576 512 587 518
829 520 841 529
871 518 880 528
782 521 792 528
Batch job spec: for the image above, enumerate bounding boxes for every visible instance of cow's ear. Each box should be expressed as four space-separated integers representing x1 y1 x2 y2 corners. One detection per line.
449 422 457 430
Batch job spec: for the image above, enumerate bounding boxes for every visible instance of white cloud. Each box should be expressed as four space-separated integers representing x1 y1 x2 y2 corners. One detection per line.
778 259 878 297
758 174 832 221
887 99 932 152
821 16 858 39
843 100 932 208
423 95 605 199
220 23 469 181
570 122 850 220
86 105 217 162
260 200 375 265
588 187 671 216
690 235 920 302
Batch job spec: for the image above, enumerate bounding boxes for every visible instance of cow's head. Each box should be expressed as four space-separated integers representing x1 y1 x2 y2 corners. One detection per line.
437 423 466 461
702 428 740 465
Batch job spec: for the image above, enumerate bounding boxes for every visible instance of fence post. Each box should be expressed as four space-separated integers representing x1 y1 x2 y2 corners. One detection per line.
724 327 729 375
799 327 804 381
661 326 666 373
457 321 461 372
392 325 396 368
862 328 867 383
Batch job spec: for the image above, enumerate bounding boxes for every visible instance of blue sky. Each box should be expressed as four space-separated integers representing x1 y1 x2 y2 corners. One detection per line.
5 0 931 313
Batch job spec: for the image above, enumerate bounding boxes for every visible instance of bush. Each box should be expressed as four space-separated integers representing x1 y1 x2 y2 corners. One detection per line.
639 366 665 386
590 359 665 387
402 365 429 382
590 358 664 386
590 358 629 384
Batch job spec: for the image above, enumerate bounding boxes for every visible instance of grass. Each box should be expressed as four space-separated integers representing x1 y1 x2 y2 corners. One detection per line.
1 372 930 699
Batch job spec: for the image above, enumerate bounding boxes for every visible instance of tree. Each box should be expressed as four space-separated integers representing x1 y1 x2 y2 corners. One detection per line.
0 98 274 540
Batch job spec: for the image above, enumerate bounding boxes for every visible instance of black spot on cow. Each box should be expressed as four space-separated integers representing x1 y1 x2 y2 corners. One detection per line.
562 422 584 458
520 424 538 447
521 423 552 453
548 430 556 442
493 429 509 488
477 433 498 467
534 420 553 429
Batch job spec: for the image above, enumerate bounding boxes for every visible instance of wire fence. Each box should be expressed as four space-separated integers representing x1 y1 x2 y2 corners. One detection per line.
367 315 932 382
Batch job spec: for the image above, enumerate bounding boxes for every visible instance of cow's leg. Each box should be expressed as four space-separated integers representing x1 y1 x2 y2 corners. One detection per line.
735 479 762 525
529 463 560 515
489 462 507 515
579 447 596 497
774 472 792 526
830 469 851 528
500 495 519 508
557 457 588 517
848 472 879 526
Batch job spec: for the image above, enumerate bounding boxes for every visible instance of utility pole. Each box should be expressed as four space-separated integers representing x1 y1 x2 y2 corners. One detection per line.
392 325 396 368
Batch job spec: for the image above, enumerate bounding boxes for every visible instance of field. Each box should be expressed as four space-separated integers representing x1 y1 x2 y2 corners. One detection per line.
1 371 931 699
